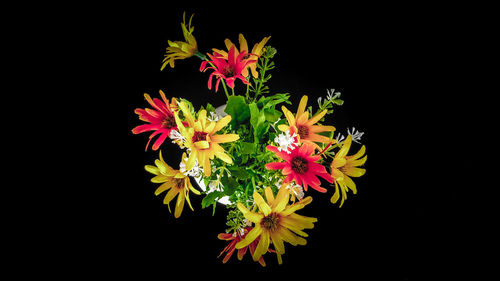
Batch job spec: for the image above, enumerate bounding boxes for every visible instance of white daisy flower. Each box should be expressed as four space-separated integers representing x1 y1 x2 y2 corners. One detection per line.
274 130 299 154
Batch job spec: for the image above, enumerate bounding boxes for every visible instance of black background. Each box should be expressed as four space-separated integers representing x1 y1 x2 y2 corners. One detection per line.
56 3 463 280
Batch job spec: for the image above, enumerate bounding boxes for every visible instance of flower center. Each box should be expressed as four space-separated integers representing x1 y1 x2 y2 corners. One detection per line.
296 125 309 139
291 156 309 174
222 65 235 77
173 178 184 190
192 131 208 143
261 212 280 231
162 114 176 129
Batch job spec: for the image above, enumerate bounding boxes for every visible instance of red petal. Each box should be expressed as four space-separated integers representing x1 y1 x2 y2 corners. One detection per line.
265 162 286 170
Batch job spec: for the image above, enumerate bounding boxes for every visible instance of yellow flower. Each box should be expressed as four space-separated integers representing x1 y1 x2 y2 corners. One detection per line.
278 95 336 150
174 100 239 177
161 12 198 70
330 135 367 207
235 186 317 264
145 151 201 218
212 33 271 78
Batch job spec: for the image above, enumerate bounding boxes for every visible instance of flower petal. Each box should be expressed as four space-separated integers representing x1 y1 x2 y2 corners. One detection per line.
253 232 270 262
235 225 262 249
253 192 272 216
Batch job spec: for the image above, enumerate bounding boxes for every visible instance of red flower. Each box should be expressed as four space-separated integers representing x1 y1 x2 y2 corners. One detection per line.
266 143 334 193
200 45 256 92
132 90 179 151
217 227 266 266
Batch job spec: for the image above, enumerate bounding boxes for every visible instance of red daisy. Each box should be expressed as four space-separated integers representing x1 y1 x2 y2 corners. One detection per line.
200 45 256 92
132 90 180 151
217 227 266 266
266 143 334 193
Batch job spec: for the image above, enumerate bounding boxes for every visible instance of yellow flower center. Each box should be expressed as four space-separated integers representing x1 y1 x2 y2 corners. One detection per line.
261 212 280 231
296 125 309 139
291 156 308 174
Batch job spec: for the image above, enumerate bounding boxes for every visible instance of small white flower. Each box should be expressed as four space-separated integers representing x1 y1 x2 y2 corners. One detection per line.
274 130 299 154
207 111 220 122
279 181 304 201
326 88 341 101
169 129 186 144
347 127 364 144
180 157 203 179
335 132 345 143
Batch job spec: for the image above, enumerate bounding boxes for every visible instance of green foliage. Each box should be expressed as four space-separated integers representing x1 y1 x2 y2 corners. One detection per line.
224 95 250 128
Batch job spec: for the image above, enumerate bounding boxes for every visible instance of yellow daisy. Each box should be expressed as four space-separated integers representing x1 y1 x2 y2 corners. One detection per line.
278 95 336 150
235 186 317 264
145 151 201 218
212 33 271 78
161 12 198 70
330 135 367 207
174 100 239 177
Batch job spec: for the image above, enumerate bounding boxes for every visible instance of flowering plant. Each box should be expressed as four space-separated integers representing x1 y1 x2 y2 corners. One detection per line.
132 13 367 266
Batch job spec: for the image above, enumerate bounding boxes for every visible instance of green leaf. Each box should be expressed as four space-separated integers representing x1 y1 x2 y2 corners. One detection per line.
228 166 250 180
240 141 257 154
264 108 282 122
201 191 224 208
225 96 250 127
249 102 269 143
221 175 237 196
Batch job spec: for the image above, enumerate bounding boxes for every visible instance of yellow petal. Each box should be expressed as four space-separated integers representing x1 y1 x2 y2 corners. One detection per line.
145 165 160 175
210 133 239 144
264 186 274 205
253 232 270 262
281 106 295 126
253 192 272 216
212 115 232 133
347 145 366 161
162 188 179 205
174 191 185 218
214 150 233 164
277 124 289 132
296 95 308 118
238 33 248 52
279 227 306 246
270 232 285 255
344 167 366 178
307 109 328 126
155 181 174 195
235 224 262 249
194 140 210 150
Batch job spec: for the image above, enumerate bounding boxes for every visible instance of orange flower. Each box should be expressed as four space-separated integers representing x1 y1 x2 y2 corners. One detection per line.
278 95 336 150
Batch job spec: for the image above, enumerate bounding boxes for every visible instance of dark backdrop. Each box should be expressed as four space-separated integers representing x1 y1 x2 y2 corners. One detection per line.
69 4 460 280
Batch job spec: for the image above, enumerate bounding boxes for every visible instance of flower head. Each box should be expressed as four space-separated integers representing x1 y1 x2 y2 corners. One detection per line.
212 33 271 78
200 45 256 92
174 100 239 177
218 227 267 266
278 95 336 150
274 130 299 154
145 151 201 218
330 135 367 207
266 143 333 193
235 187 317 264
161 12 198 70
132 90 180 151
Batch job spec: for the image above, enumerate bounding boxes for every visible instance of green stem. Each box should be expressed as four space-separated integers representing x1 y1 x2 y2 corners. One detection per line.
221 79 230 100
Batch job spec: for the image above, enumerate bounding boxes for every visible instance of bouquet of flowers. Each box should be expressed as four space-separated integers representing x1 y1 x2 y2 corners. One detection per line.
132 12 367 266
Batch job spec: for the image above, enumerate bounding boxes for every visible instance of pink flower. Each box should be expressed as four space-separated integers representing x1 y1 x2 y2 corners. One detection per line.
265 143 334 193
200 45 256 92
132 90 180 151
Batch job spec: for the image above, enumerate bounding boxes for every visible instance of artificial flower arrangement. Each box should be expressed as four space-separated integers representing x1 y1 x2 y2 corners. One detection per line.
132 13 367 266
